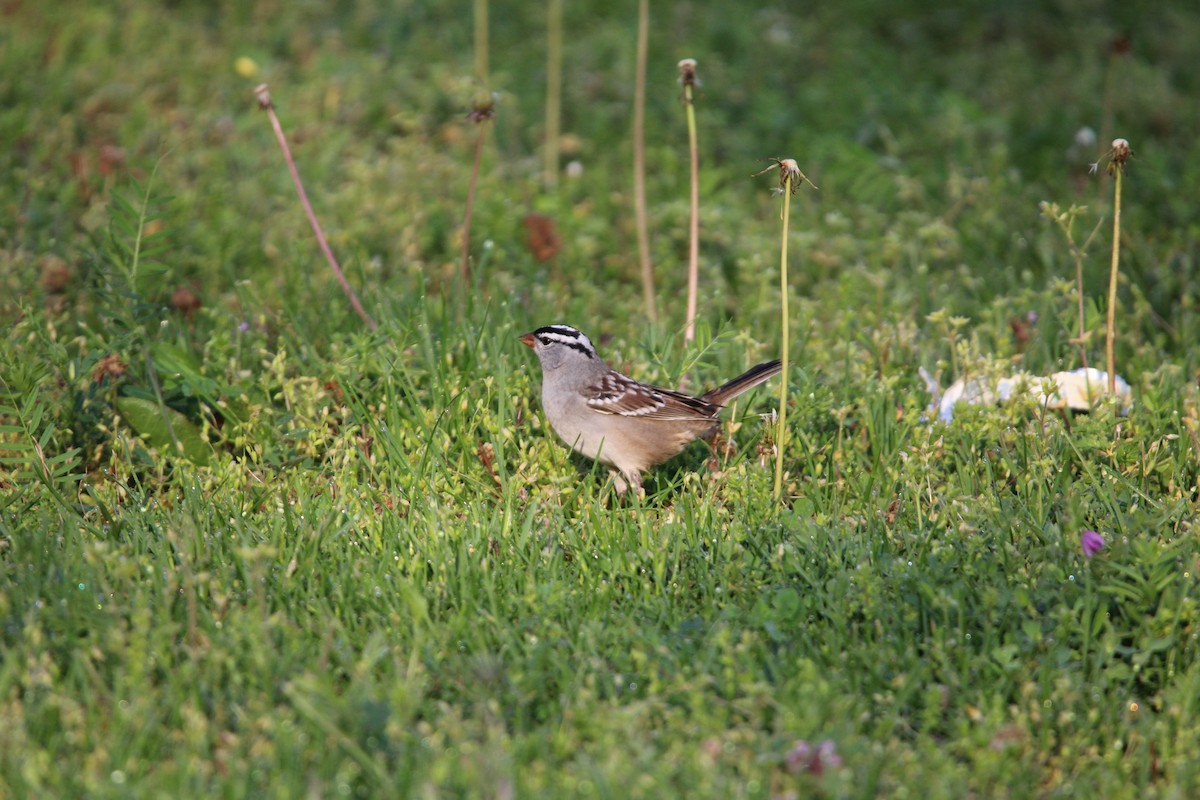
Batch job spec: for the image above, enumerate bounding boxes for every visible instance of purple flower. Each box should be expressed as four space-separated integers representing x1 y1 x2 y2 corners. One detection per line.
1080 530 1105 557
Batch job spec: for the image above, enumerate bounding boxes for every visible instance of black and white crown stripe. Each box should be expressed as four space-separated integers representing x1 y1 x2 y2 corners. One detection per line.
531 324 596 359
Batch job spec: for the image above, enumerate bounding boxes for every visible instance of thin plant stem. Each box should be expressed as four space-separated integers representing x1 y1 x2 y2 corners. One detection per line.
544 0 562 190
1081 564 1096 681
254 84 377 331
774 176 792 501
680 59 700 343
1069 216 1104 371
1074 241 1089 371
1105 164 1122 394
125 157 165 288
474 0 489 84
754 158 815 502
633 0 656 322
1043 202 1105 372
462 124 487 285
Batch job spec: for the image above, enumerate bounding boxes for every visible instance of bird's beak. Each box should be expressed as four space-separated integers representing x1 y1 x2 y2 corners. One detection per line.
520 333 536 348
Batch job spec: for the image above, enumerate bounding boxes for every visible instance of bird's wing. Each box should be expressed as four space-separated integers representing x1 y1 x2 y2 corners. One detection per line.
584 372 716 421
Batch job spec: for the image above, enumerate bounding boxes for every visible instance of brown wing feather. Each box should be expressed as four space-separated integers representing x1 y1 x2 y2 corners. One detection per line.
584 373 717 420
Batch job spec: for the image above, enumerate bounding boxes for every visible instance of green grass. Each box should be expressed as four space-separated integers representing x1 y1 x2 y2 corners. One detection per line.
3 1 1200 797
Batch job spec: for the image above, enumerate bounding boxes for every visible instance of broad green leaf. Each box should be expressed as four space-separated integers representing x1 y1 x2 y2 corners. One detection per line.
116 395 212 467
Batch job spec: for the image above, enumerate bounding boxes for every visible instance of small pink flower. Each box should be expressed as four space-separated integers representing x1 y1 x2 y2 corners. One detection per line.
785 739 841 776
1080 530 1105 557
785 740 811 773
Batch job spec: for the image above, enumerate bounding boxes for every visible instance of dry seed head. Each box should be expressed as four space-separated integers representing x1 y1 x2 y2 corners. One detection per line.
1111 138 1131 164
1089 138 1133 177
1104 138 1133 176
776 158 802 193
254 83 272 110
677 58 698 88
467 91 499 123
171 285 202 317
93 354 128 383
39 255 71 292
753 157 818 193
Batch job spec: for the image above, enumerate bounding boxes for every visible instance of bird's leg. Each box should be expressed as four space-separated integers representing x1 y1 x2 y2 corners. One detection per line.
704 427 735 471
611 470 644 497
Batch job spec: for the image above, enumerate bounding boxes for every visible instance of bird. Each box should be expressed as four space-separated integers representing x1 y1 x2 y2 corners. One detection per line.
521 324 782 493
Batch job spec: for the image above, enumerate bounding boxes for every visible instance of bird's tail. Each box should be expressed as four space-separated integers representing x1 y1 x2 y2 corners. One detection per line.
701 359 783 406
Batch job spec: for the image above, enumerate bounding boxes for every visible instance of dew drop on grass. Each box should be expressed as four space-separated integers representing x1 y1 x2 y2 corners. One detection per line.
1069 575 1076 582
78 583 86 590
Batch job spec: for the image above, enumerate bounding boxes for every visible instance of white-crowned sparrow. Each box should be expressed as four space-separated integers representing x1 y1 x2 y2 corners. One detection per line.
522 324 782 493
